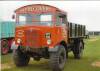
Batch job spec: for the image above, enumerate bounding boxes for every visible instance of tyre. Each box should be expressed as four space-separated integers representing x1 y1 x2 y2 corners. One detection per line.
1 39 9 55
73 41 84 59
13 49 30 67
50 45 66 71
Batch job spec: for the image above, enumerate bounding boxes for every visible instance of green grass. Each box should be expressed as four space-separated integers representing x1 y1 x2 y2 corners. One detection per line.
1 53 13 64
1 36 100 71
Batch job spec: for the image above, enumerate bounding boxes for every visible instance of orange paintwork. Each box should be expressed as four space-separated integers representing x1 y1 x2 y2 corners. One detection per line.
15 4 68 48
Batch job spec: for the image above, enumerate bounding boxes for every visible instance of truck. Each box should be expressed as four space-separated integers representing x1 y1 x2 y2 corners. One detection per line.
0 21 15 55
11 4 86 71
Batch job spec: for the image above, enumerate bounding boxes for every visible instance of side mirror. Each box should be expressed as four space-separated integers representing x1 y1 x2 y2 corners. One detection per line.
12 14 15 19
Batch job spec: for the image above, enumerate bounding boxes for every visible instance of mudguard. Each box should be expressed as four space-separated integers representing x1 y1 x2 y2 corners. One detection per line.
48 45 59 52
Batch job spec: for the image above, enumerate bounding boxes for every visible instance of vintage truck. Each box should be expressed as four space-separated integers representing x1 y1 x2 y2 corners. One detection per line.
0 21 15 55
11 4 86 71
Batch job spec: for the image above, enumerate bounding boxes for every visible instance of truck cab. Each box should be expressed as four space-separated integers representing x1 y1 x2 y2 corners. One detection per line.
13 4 68 48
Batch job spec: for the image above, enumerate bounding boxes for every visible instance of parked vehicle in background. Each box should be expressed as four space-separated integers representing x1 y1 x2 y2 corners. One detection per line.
0 21 15 55
12 4 86 71
85 30 89 39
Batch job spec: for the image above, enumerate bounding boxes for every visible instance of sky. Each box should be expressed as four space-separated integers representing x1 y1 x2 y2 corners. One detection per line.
0 1 100 31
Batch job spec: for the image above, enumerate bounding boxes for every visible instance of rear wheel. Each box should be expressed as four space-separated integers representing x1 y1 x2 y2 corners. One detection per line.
50 45 66 71
13 48 30 66
73 41 84 59
1 39 9 55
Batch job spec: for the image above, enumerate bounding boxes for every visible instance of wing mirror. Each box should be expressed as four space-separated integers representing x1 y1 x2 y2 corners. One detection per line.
12 14 15 19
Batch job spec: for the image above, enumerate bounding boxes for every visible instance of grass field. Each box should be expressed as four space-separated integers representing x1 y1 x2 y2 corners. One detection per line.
1 36 100 71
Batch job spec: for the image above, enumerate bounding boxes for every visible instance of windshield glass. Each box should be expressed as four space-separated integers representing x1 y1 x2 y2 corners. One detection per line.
17 14 53 26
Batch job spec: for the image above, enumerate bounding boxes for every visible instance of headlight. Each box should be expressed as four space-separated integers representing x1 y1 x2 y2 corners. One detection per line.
47 39 51 45
45 33 51 39
17 39 21 44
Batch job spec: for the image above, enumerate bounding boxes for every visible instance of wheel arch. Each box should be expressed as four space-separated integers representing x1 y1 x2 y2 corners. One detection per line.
60 40 68 51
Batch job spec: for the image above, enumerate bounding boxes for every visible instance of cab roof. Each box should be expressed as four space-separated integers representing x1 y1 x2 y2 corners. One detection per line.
15 4 66 14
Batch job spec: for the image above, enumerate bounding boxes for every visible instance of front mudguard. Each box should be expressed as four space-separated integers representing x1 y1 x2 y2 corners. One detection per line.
48 45 59 52
11 41 19 50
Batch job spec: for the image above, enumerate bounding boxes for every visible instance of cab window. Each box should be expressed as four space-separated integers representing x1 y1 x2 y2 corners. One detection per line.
56 14 67 26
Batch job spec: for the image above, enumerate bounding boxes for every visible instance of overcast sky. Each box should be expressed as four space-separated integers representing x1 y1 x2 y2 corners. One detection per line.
0 1 100 31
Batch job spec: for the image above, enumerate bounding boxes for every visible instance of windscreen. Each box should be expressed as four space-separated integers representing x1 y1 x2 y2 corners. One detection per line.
17 14 53 26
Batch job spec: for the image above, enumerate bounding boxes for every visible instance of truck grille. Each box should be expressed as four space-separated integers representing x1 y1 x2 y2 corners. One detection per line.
26 30 39 48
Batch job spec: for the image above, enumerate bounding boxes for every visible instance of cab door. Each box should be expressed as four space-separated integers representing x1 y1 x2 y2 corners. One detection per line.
55 13 68 43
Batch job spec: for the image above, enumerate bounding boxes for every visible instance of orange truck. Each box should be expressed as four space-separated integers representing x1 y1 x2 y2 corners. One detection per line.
11 4 86 71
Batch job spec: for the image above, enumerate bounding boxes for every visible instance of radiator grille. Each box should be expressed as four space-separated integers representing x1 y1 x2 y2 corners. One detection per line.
26 30 39 48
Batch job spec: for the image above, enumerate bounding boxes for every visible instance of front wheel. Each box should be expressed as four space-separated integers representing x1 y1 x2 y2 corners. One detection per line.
49 45 66 71
13 48 30 67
